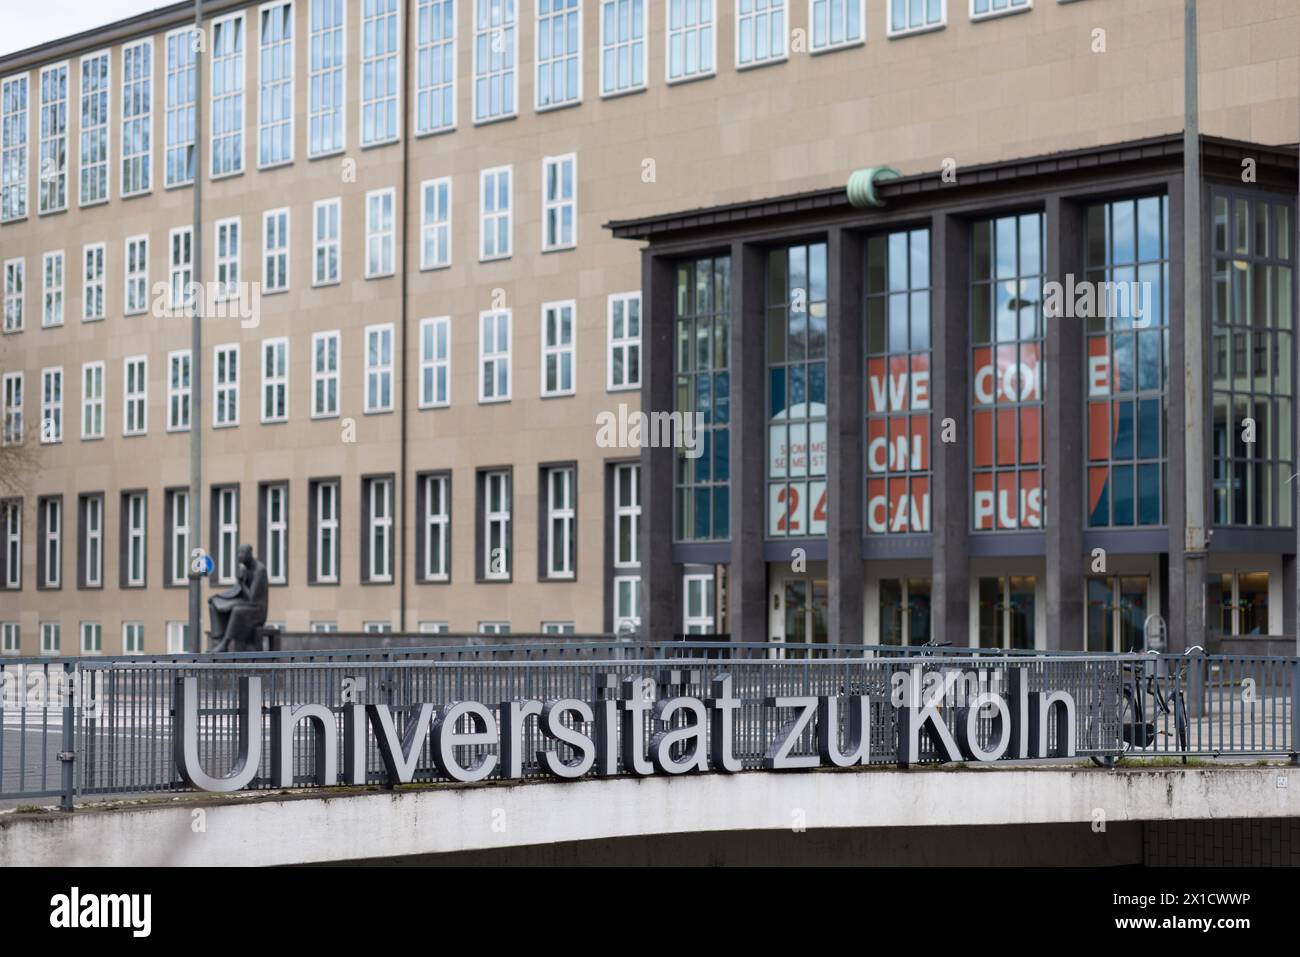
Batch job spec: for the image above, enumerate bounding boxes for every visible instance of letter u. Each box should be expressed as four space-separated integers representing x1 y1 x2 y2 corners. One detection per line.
174 676 263 792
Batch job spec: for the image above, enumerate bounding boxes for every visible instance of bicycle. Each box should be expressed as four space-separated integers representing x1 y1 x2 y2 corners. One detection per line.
1088 645 1204 767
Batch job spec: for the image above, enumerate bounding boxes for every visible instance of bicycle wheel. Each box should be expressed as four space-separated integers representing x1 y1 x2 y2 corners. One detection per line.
1173 691 1189 754
1089 689 1135 766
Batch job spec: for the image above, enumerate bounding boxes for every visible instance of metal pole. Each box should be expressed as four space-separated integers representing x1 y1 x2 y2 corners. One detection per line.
59 661 75 811
188 0 205 653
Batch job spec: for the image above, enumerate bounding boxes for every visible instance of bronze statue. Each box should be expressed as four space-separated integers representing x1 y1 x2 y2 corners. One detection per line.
208 544 269 653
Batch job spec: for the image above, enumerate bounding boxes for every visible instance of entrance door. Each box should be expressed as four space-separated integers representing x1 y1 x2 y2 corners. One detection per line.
784 578 829 643
978 576 1037 649
1085 576 1150 651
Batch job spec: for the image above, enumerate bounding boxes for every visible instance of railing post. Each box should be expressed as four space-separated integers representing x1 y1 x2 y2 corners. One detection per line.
1291 658 1299 766
59 661 76 811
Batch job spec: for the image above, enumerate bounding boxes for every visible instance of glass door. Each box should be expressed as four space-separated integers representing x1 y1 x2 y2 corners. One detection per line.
978 576 1037 649
784 578 829 643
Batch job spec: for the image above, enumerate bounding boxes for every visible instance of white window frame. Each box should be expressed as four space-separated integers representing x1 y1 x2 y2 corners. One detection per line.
541 153 576 252
542 621 575 635
364 322 394 413
216 486 239 584
422 472 449 581
41 622 61 655
2 372 22 446
41 250 64 328
418 621 449 634
169 226 194 312
311 621 339 633
544 466 575 579
264 482 288 584
364 621 393 634
165 26 198 187
167 621 188 654
2 257 23 332
613 462 640 567
308 0 347 157
683 572 715 633
214 343 240 428
313 197 342 286
888 0 947 36
81 361 104 439
541 300 575 397
312 329 340 418
42 498 61 589
970 0 1031 23
415 0 457 135
367 477 394 582
263 207 290 293
121 38 153 197
261 336 289 422
365 187 395 278
360 0 401 146
809 0 865 53
314 479 339 582
125 235 149 315
1 74 29 222
122 621 145 655
214 216 241 302
81 622 103 655
123 355 148 436
82 243 105 321
38 62 69 214
483 470 511 580
40 367 62 444
478 308 511 403
599 0 648 97
607 291 641 391
125 492 146 587
472 0 518 124
479 621 510 635
479 165 512 261
535 0 582 111
167 349 192 432
735 0 788 69
1 622 19 653
3 503 20 589
420 176 452 269
83 496 103 587
257 0 295 169
78 50 111 207
419 316 451 408
169 491 190 586
210 11 247 179
665 0 716 84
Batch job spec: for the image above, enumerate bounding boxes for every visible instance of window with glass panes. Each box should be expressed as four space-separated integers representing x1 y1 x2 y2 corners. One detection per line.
674 257 730 541
890 0 944 35
536 0 581 109
1 75 29 221
865 229 932 534
308 0 345 156
39 64 68 213
258 1 293 168
79 51 110 206
600 0 646 95
417 0 456 133
121 40 151 195
361 0 400 145
1210 191 1295 527
810 0 863 51
737 0 786 67
210 14 246 177
971 212 1044 530
165 29 197 185
1086 195 1169 528
767 242 827 538
474 0 517 122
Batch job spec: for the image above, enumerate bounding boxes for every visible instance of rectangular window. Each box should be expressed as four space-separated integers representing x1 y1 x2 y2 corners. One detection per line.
481 469 511 580
214 343 240 427
165 28 198 186
263 207 290 292
39 63 68 213
683 573 715 633
365 323 394 412
416 0 456 133
421 472 449 580
313 198 341 285
420 177 452 269
211 12 246 178
544 465 575 578
541 300 575 396
1 622 18 652
1 74 28 221
542 621 575 635
600 0 646 96
3 258 23 331
263 482 288 584
81 622 102 655
614 462 640 567
40 368 62 444
125 235 149 314
170 226 194 311
42 251 63 327
81 494 103 587
262 337 289 422
2 501 20 589
215 486 239 584
83 243 105 321
1 372 21 445
124 491 146 587
479 308 511 402
541 153 576 251
1086 196 1170 528
121 39 152 196
168 349 191 431
810 0 864 51
166 621 188 653
168 489 190 586
479 165 511 260
258 1 294 168
312 479 339 582
81 361 104 439
123 355 147 436
311 621 339 633
365 476 393 582
473 0 517 123
364 621 393 634
536 0 581 109
613 574 640 633
865 229 932 534
674 256 731 541
737 0 786 68
41 622 61 655
215 217 240 300
666 0 715 83
971 0 1030 21
419 316 450 408
122 622 145 655
971 212 1045 530
366 187 395 277
879 578 933 645
79 51 110 206
39 497 61 588
418 621 449 634
890 0 945 35
479 621 510 635
361 0 400 145
308 0 346 156
607 292 641 390
312 330 340 417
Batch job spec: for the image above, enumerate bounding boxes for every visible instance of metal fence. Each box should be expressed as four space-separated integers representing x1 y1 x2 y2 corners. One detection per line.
2 647 1296 810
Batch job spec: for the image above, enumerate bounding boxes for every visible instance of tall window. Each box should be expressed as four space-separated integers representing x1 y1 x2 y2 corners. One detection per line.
737 0 786 68
166 28 198 186
365 188 395 277
214 343 240 427
124 492 146 587
308 0 345 156
866 229 932 534
123 622 145 655
683 573 714 633
768 242 827 538
262 337 289 422
1 373 22 445
313 330 340 417
215 486 239 584
263 483 288 584
81 495 103 587
81 361 104 439
121 39 152 196
313 198 341 285
479 165 511 260
82 243 105 321
542 153 576 251
416 0 456 133
166 621 188 653
420 177 452 269
168 350 191 431
38 63 68 213
420 316 450 408
211 13 246 178
479 309 511 402
421 473 449 581
125 235 149 314
81 622 103 655
40 367 61 443
258 1 294 167
544 466 575 578
541 301 575 396
170 226 194 311
1087 195 1170 528
3 502 20 588
1 75 28 221
365 323 394 412
263 208 290 292
971 212 1045 531
215 217 241 300
473 0 517 122
1210 192 1294 527
600 0 646 96
312 479 339 582
612 462 640 633
42 251 63 327
971 0 1029 21
39 497 61 588
2 258 22 331
79 51 110 205
666 0 715 83
2 622 18 652
481 469 511 580
365 476 393 582
675 257 731 541
168 490 190 585
537 0 581 109
41 622 61 654
607 292 641 390
890 0 945 35
123 355 147 436
810 0 864 51
361 0 400 145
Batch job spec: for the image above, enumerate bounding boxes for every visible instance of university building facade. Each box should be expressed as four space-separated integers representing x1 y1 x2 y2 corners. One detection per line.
0 0 1295 653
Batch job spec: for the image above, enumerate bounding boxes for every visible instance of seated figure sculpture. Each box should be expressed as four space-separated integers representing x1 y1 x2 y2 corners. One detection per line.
208 544 269 652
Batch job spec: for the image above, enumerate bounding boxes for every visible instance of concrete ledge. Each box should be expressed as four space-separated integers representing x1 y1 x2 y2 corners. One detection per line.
1 766 1295 866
